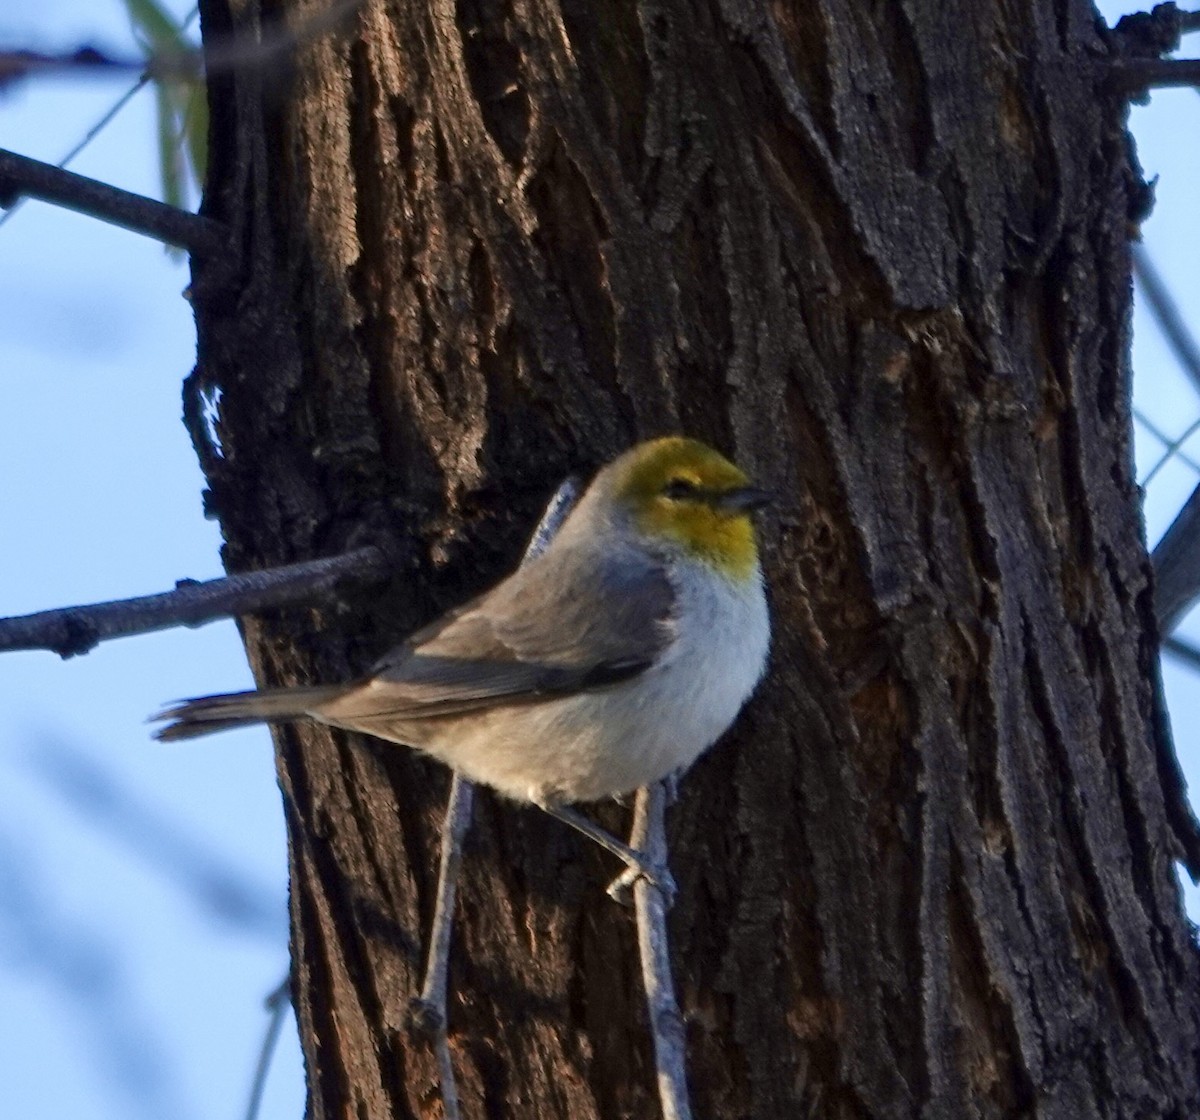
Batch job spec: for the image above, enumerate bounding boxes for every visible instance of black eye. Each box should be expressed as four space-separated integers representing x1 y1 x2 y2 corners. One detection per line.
662 477 699 500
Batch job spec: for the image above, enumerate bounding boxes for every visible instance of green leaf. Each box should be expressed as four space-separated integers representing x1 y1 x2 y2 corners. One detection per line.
125 0 193 211
122 0 187 57
120 0 207 247
182 83 209 189
155 81 185 213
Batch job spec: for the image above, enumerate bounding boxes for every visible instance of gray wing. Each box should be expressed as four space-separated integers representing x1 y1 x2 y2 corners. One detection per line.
324 539 675 722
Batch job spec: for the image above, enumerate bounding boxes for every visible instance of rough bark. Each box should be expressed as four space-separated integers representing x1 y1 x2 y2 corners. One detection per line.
188 0 1200 1116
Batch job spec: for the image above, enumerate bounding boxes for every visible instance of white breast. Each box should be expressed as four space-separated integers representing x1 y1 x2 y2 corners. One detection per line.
415 559 770 804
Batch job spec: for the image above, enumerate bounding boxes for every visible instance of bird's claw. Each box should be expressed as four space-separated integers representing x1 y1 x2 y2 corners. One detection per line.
407 997 445 1035
606 860 677 908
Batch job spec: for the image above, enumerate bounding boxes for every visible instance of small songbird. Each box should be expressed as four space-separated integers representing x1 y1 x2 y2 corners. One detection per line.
155 437 771 879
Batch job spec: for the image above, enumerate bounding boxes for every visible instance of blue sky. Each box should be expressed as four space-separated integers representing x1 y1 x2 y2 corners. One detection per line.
0 3 1198 1119
0 3 302 1118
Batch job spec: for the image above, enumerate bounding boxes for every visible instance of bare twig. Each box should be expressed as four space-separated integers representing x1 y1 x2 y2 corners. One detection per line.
0 0 364 86
1154 484 1200 633
1134 245 1200 396
0 545 389 658
410 776 474 1120
1141 412 1200 488
0 58 152 232
1164 634 1200 673
1131 246 1200 633
0 3 361 244
1134 407 1200 481
0 46 147 84
1 3 198 228
1108 57 1200 93
630 782 694 1120
244 976 291 1120
408 477 581 1120
0 147 226 253
1128 410 1200 480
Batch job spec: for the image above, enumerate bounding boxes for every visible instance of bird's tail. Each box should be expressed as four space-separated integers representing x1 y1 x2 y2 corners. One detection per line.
152 685 344 742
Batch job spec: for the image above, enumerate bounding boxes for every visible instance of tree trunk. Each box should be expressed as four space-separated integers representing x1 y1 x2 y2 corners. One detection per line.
189 0 1200 1116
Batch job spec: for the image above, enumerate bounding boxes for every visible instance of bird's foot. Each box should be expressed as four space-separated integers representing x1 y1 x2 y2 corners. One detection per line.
408 997 445 1035
606 858 677 908
535 799 677 907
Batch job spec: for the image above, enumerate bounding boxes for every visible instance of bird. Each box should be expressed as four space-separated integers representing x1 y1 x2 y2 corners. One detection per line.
154 436 771 884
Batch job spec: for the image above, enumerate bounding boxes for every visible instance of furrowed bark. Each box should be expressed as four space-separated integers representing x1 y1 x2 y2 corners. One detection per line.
189 0 1200 1116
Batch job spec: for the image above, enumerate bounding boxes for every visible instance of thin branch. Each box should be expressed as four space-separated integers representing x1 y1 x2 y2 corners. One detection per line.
1133 245 1200 396
1 4 199 224
1141 411 1200 488
408 477 581 1120
1108 57 1200 93
1154 483 1200 633
0 0 364 87
630 782 694 1120
0 46 148 84
0 3 359 244
0 62 151 232
244 976 291 1120
0 147 226 253
0 545 390 658
1139 243 1200 633
1133 407 1200 480
1164 634 1200 673
410 776 474 1120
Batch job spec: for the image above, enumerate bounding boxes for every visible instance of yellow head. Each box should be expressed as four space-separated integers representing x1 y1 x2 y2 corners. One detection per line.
609 437 770 580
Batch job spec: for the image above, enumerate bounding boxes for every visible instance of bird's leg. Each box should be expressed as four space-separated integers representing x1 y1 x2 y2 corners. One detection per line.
606 769 685 904
408 479 583 1118
535 799 677 905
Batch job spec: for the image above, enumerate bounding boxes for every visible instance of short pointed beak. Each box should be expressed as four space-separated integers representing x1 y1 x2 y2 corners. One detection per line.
720 486 774 512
